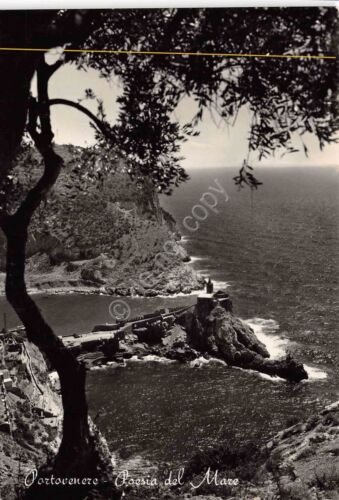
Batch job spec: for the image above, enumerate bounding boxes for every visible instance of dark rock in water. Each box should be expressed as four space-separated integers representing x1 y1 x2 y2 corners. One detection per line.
185 302 308 382
232 351 308 382
167 345 199 363
258 354 308 383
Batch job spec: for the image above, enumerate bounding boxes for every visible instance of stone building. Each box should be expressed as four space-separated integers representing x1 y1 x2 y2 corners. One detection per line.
196 288 233 319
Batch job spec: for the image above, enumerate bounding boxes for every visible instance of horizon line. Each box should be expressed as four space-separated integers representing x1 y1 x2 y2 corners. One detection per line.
183 163 339 168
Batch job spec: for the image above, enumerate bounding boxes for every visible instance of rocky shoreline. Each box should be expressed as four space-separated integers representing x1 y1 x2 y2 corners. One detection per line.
69 292 308 383
0 253 206 298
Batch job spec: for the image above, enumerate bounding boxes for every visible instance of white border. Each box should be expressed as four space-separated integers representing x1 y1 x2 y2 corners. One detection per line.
1 1 338 10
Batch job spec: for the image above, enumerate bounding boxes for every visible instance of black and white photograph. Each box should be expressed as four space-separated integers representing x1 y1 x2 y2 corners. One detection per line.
0 2 338 499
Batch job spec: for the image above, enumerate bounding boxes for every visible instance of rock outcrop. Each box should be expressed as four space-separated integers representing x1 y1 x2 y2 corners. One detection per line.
0 331 62 499
0 144 204 296
258 400 339 499
184 301 308 382
76 292 307 382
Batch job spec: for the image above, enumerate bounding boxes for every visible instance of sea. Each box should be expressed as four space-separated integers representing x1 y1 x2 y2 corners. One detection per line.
1 165 338 475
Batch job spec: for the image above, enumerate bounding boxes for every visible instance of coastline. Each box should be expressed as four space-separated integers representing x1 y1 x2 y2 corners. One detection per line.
0 260 206 298
1 271 326 383
86 335 325 383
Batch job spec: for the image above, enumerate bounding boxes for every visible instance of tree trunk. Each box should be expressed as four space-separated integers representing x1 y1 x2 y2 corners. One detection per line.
2 215 97 475
0 10 94 181
0 12 120 497
0 112 120 499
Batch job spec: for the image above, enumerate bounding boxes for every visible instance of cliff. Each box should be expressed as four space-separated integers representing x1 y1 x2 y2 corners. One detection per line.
0 329 118 500
0 144 203 296
0 329 62 499
184 300 308 382
257 400 339 499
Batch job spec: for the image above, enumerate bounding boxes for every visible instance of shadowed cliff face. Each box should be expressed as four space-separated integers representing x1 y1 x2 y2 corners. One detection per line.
0 145 203 296
185 302 308 382
0 145 177 266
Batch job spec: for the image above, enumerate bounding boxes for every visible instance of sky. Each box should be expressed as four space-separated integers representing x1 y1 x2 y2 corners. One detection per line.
39 61 339 170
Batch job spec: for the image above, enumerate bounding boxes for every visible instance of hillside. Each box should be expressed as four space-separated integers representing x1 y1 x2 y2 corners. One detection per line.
0 329 62 499
0 145 203 296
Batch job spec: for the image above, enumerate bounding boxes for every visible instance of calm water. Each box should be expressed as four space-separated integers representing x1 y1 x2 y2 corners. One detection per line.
1 166 338 472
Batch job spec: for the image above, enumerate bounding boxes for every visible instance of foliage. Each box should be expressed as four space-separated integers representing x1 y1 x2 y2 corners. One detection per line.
72 7 338 190
233 160 263 190
1 8 337 204
312 466 339 491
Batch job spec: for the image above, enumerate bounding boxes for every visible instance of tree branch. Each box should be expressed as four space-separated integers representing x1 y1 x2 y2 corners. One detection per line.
44 59 65 79
0 10 95 183
37 56 55 146
9 78 113 226
47 98 113 138
9 56 66 225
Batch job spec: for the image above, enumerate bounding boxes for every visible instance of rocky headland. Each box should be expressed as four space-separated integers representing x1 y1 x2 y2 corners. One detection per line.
70 292 308 383
0 145 204 298
183 296 308 382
